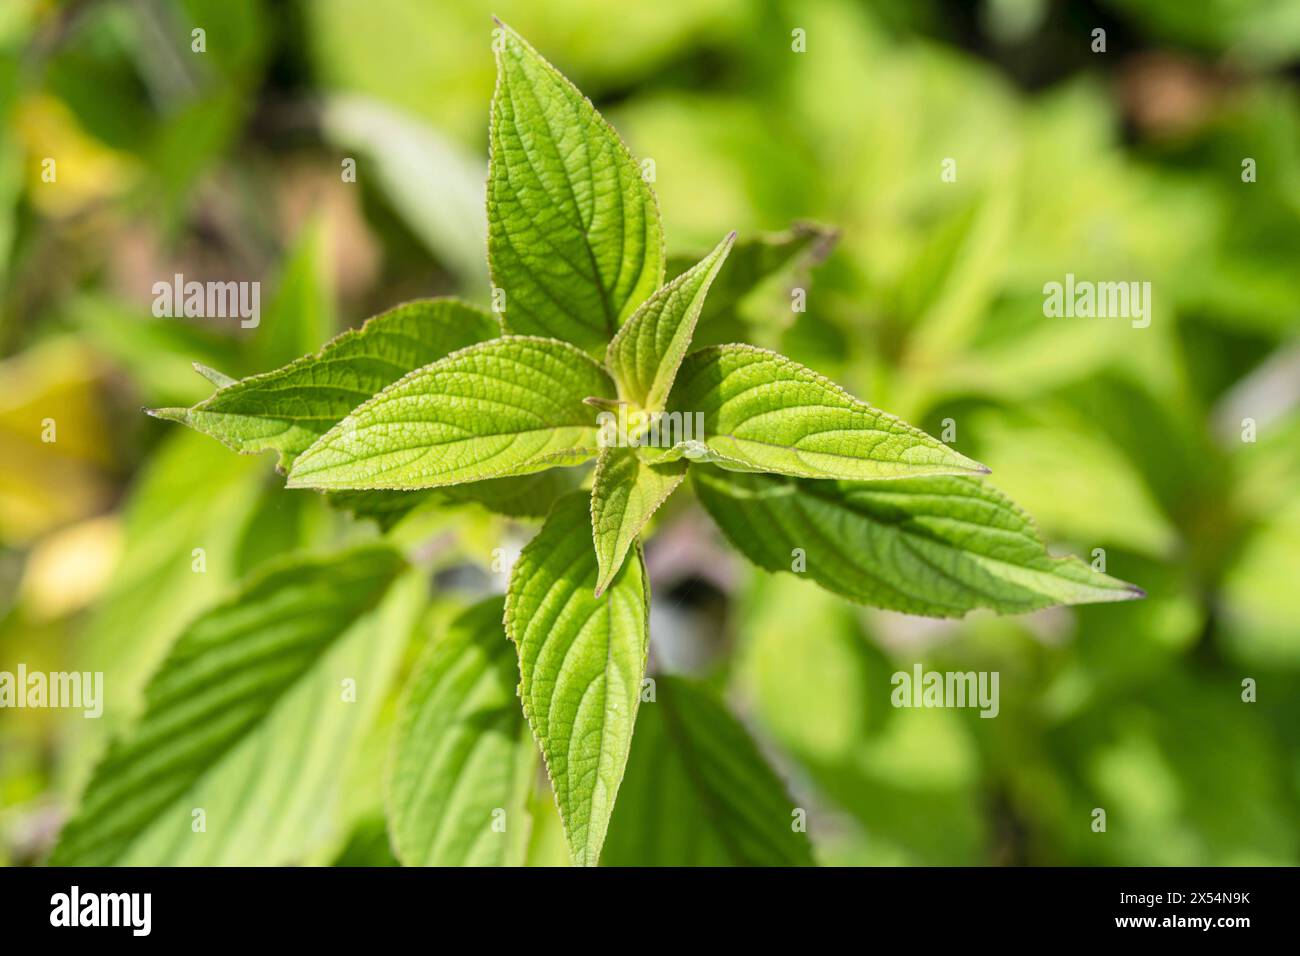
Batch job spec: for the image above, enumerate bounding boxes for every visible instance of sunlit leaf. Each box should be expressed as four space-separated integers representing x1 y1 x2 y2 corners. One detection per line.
287 336 612 490
590 446 686 596
488 20 663 353
505 492 649 866
606 232 733 411
668 344 989 480
51 546 410 865
388 596 536 866
152 299 499 471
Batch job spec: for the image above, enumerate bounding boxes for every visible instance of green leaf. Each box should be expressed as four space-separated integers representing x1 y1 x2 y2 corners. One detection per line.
606 232 734 411
150 299 499 471
668 344 989 479
590 446 686 596
671 222 838 349
65 431 270 792
505 492 649 866
287 336 614 491
693 468 1145 618
603 676 815 866
488 20 664 354
50 545 408 865
388 596 536 866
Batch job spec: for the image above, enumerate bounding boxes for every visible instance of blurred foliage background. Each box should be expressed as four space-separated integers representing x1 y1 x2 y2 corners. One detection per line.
1 0 1298 866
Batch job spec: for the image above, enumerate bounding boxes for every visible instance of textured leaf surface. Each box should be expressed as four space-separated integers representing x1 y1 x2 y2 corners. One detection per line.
606 232 733 411
694 468 1145 617
669 344 988 479
50 546 408 865
505 493 649 866
590 446 686 596
488 21 663 354
151 299 499 470
603 676 815 866
388 597 536 866
287 336 614 490
66 432 269 792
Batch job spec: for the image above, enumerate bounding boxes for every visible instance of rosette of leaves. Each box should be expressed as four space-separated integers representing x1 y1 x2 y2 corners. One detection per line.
90 22 1141 868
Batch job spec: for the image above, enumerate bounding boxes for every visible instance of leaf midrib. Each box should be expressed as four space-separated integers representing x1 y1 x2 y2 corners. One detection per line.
501 57 617 336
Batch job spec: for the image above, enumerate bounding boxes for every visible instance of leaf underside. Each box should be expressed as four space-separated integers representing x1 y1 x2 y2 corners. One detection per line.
329 466 584 530
603 676 815 866
693 467 1144 618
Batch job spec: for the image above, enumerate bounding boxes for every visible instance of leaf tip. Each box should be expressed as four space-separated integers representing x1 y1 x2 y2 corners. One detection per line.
593 563 614 599
949 451 991 476
145 406 186 424
282 462 313 489
192 362 237 388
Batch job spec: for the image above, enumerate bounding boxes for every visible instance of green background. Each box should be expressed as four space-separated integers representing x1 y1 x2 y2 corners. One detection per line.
1 0 1298 866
